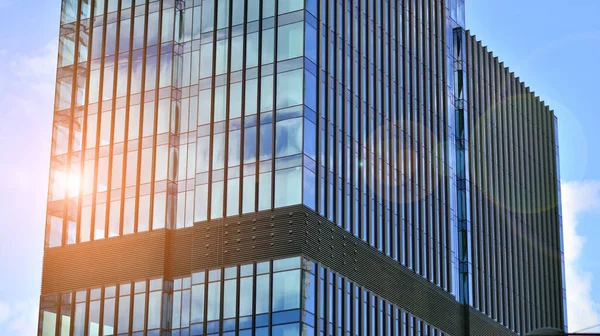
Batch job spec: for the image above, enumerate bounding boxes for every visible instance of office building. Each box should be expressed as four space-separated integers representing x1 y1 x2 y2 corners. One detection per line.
39 0 567 335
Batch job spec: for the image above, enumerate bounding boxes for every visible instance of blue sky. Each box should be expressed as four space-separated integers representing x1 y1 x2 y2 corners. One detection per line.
0 0 598 334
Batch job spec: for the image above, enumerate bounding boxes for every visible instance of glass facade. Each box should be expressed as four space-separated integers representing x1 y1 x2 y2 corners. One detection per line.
40 256 444 336
42 0 566 335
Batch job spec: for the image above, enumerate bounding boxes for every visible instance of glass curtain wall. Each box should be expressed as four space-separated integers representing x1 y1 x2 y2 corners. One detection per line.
39 256 447 336
47 0 182 248
46 0 310 247
300 0 456 296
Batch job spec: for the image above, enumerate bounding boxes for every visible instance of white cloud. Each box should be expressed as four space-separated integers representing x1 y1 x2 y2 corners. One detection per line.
562 180 600 332
0 300 38 336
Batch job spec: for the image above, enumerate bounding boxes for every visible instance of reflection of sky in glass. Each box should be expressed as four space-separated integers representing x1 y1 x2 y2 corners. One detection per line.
1 0 600 334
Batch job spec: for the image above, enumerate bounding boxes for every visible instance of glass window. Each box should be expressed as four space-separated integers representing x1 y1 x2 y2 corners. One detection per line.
88 300 100 335
55 77 73 110
191 284 205 323
207 281 221 321
61 0 78 23
247 0 259 21
245 78 258 115
240 277 253 316
258 172 271 211
223 279 237 318
200 43 213 78
275 118 302 157
213 133 226 169
256 274 270 314
261 76 274 112
278 0 303 14
275 167 301 207
262 29 275 65
133 13 145 50
104 22 117 56
102 297 115 335
217 0 230 29
147 11 160 46
246 33 259 68
277 23 303 61
214 86 227 122
259 123 272 160
117 294 130 334
229 130 241 166
272 323 300 336
231 36 244 72
211 181 224 219
147 291 161 330
242 175 255 214
243 127 257 163
227 178 240 216
304 71 317 111
263 0 275 18
202 0 215 32
47 216 63 248
230 82 242 118
216 39 229 75
277 70 303 109
58 34 76 67
195 184 209 222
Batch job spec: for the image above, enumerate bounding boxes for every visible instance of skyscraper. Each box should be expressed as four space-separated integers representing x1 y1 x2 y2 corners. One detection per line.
39 0 566 335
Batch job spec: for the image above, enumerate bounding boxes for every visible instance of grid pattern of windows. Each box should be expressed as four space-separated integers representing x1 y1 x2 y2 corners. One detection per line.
300 0 458 295
46 0 310 247
47 0 183 247
465 34 566 334
39 278 166 336
39 256 447 336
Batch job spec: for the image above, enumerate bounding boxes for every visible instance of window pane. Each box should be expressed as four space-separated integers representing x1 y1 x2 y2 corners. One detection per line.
229 130 241 166
132 293 146 331
202 0 214 32
117 296 130 334
246 33 259 68
102 298 115 335
259 123 272 161
88 301 100 336
277 23 303 61
223 280 237 318
230 82 242 118
231 36 244 72
211 181 224 219
227 178 240 216
261 29 274 64
277 70 303 109
273 270 301 311
256 274 270 314
207 282 221 321
247 0 259 21
272 323 300 336
58 34 76 67
216 40 228 75
244 127 257 163
242 175 255 214
278 0 303 14
240 277 253 316
245 78 258 115
191 284 205 323
275 118 302 157
275 167 302 207
258 172 271 211
200 43 213 78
